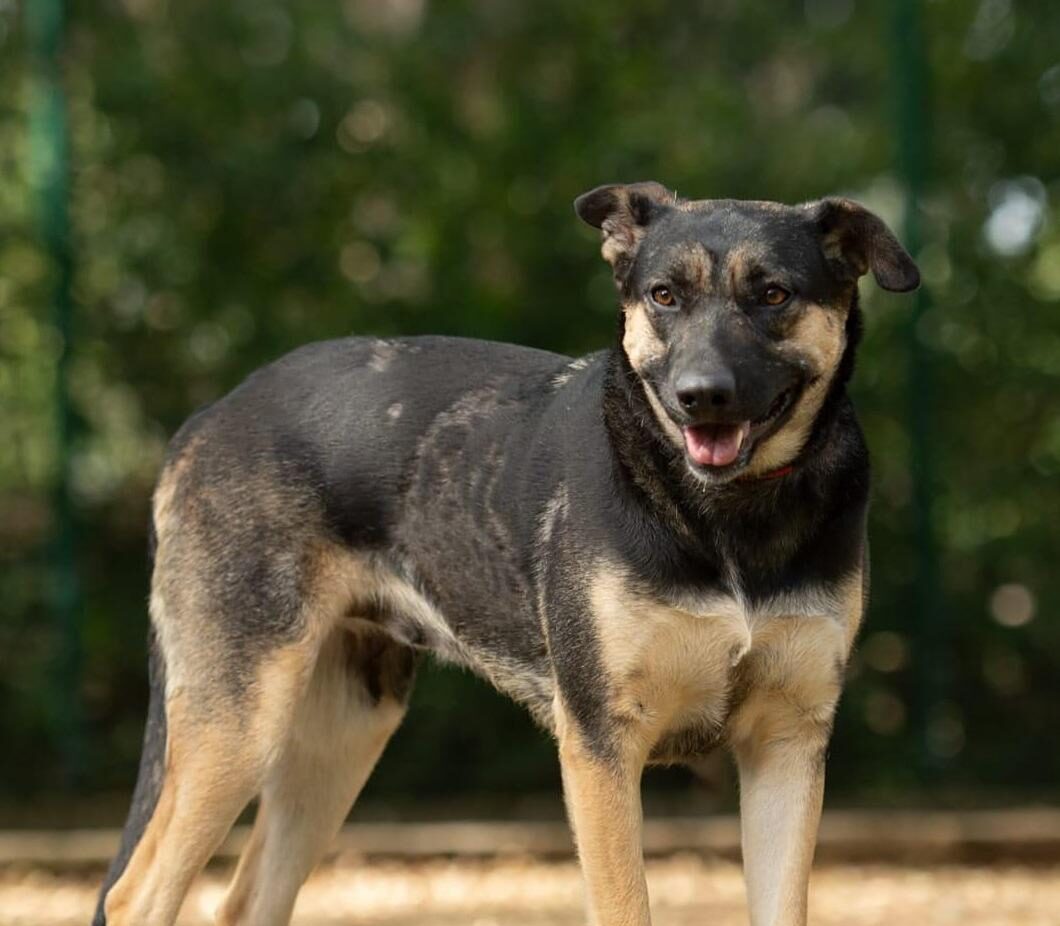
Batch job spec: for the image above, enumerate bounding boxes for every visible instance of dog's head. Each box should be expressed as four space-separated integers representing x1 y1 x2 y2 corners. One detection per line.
576 182 919 483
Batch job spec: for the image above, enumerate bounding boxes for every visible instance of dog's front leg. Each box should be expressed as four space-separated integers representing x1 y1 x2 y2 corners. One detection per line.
732 715 831 926
555 699 651 926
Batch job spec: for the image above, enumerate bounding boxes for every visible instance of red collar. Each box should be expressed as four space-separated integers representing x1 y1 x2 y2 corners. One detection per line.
739 462 795 483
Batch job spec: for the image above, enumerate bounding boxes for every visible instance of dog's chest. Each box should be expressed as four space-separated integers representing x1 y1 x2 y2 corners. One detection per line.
588 566 856 759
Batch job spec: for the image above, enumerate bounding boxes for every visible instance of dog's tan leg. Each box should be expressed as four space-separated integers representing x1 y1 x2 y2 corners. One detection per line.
729 619 843 926
733 730 827 926
216 631 411 926
103 642 318 926
555 698 651 926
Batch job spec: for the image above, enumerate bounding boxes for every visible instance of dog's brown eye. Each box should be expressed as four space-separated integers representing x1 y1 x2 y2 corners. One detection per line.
762 285 791 306
650 286 675 307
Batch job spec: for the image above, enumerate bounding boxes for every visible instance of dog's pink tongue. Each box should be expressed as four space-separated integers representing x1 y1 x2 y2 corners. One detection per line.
683 422 750 467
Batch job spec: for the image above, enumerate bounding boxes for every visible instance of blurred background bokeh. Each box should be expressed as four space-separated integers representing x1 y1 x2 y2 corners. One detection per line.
1 0 1058 823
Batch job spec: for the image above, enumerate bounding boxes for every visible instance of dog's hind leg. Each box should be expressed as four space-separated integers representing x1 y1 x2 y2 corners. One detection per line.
215 630 414 926
99 626 321 926
97 534 343 923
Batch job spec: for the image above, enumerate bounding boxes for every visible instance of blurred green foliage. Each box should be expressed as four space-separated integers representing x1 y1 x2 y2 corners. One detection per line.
1 0 1058 808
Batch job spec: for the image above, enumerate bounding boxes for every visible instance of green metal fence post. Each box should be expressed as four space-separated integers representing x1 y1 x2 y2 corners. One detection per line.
892 0 947 778
26 0 85 786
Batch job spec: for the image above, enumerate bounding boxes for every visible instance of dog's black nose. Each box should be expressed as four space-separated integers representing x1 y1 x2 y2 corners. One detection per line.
675 371 736 413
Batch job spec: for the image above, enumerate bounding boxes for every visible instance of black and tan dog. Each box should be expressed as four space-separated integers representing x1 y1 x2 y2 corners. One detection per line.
95 182 918 926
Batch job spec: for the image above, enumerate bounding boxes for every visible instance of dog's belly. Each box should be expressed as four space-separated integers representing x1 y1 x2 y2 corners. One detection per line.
341 553 557 727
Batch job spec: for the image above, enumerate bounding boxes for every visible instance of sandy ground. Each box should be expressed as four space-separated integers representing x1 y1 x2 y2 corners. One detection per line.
2 856 1058 926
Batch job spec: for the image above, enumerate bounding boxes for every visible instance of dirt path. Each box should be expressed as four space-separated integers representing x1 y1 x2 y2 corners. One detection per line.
3 857 1057 925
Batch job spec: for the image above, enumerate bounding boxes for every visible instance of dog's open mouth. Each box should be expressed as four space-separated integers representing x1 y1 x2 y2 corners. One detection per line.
681 388 796 469
682 421 750 467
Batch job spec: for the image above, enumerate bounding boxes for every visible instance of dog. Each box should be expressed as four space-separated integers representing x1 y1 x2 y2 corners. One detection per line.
95 181 918 926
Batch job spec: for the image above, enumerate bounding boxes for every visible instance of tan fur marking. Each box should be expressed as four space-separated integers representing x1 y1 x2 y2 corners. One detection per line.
736 731 826 926
249 641 320 758
640 376 685 446
821 228 846 263
151 434 205 538
748 302 846 476
587 563 863 762
107 534 381 924
104 689 286 925
676 241 713 289
570 564 862 926
788 302 846 376
621 302 666 373
727 571 863 926
724 242 771 288
833 569 866 650
727 615 846 755
733 571 864 750
597 185 670 269
620 303 688 450
729 611 839 926
821 218 869 276
590 564 750 755
554 696 651 926
218 629 407 926
601 224 645 267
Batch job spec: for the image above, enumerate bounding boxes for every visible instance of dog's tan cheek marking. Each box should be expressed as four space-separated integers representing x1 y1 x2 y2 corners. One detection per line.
589 563 751 756
789 301 845 374
748 301 846 476
622 303 687 449
641 378 685 447
622 301 665 372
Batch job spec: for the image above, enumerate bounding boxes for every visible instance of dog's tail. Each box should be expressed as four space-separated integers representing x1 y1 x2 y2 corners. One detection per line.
92 620 168 925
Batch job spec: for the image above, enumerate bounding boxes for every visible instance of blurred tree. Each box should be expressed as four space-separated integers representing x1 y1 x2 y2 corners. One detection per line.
1 0 1058 808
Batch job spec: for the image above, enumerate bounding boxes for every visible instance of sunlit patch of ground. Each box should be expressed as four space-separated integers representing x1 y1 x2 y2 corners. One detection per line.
2 857 1058 925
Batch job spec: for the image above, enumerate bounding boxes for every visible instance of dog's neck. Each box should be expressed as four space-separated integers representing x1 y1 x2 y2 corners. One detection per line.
600 296 866 554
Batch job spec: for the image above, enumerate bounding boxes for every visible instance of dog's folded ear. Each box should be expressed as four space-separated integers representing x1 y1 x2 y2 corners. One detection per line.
574 182 677 279
812 197 920 293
